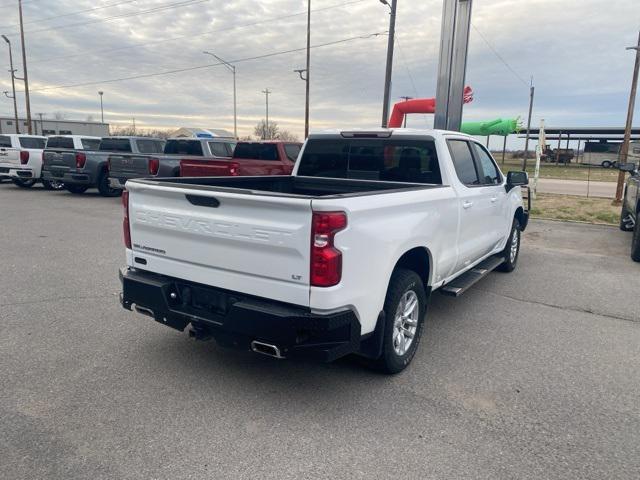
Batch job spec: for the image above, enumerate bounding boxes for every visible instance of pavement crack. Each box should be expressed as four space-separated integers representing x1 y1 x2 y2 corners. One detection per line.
478 289 639 324
1 293 118 308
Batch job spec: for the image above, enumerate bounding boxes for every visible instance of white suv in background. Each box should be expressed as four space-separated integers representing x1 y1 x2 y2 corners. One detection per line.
0 134 47 188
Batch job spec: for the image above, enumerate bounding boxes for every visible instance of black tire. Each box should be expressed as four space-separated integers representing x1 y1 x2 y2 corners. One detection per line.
631 219 640 262
12 178 37 188
41 179 65 191
65 184 89 194
620 203 634 232
602 161 611 168
374 269 427 374
97 170 121 197
497 218 521 272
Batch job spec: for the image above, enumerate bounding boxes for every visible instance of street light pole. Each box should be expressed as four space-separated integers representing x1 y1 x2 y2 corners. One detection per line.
262 88 271 139
18 0 32 134
203 51 237 138
380 0 397 128
1 35 19 134
98 91 104 124
522 78 535 171
304 0 310 138
614 30 640 204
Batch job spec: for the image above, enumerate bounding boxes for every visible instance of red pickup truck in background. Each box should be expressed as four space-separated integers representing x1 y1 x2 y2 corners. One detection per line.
180 141 302 177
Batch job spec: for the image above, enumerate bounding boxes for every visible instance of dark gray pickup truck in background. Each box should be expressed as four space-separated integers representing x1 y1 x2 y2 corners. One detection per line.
107 137 237 190
42 136 165 197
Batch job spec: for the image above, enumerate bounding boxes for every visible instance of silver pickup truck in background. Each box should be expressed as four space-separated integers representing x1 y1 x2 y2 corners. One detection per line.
42 136 165 196
107 137 237 191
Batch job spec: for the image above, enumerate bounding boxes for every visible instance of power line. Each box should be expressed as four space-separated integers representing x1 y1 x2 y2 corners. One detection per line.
0 0 141 30
26 32 386 93
471 23 529 87
394 36 420 98
28 0 368 66
3 0 209 36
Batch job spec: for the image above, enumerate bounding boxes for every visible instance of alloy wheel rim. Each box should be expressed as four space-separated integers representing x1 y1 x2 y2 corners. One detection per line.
392 290 419 356
510 228 519 263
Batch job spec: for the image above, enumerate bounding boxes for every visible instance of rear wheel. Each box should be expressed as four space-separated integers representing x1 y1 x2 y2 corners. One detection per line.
97 170 121 197
12 178 37 188
497 218 521 272
374 269 427 374
65 184 88 194
631 218 640 262
41 179 65 191
601 160 612 168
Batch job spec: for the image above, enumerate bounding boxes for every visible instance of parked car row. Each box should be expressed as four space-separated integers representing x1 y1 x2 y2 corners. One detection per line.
0 132 302 196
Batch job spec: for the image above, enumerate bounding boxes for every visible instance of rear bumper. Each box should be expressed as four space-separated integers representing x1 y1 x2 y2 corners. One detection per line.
42 169 93 185
0 164 35 179
119 267 364 362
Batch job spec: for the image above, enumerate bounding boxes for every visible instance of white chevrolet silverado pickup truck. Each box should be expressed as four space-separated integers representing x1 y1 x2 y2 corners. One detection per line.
119 129 529 373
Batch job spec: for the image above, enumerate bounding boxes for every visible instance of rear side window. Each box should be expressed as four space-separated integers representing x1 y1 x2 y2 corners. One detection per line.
19 137 46 149
0 135 13 147
46 137 75 149
99 138 133 152
208 141 234 157
233 143 279 161
447 140 480 186
472 143 502 185
136 139 164 154
164 140 204 156
298 138 441 184
284 144 301 161
81 138 101 150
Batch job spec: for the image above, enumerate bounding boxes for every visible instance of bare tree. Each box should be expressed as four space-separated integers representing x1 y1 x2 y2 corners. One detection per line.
277 130 300 142
254 120 279 140
53 111 67 120
86 114 94 122
110 126 172 138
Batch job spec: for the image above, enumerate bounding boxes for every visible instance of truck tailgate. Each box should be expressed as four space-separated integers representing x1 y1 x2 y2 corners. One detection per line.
109 154 150 177
126 182 313 306
0 147 20 164
180 158 238 177
43 149 78 171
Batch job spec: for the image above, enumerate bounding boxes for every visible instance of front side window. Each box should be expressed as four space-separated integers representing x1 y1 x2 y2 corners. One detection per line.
81 138 101 151
19 137 46 149
447 140 480 186
472 143 502 185
284 144 301 161
136 139 164 154
298 138 442 184
0 135 12 147
208 141 232 158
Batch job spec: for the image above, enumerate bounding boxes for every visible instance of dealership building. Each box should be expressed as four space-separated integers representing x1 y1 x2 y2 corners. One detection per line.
0 116 110 137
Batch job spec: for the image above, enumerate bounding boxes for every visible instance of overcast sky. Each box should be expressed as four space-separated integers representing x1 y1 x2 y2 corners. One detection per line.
0 0 638 144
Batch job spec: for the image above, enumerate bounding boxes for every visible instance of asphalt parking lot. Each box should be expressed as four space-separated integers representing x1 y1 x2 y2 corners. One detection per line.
1 182 639 480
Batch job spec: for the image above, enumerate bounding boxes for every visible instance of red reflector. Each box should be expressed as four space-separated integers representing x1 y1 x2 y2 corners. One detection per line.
148 157 160 175
20 150 29 164
122 190 132 249
310 211 347 287
75 152 87 169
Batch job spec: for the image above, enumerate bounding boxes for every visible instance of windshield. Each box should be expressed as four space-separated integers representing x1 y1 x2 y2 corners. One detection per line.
19 137 46 149
233 143 279 161
164 140 204 156
99 138 132 152
297 138 442 184
45 137 75 149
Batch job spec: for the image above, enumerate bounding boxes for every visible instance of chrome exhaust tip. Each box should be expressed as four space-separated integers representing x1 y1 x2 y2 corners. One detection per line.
250 340 285 359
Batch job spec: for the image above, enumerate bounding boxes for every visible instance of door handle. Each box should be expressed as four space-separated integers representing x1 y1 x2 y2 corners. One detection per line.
463 201 473 209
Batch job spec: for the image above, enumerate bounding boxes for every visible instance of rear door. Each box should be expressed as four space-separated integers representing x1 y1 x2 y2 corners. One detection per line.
127 182 313 306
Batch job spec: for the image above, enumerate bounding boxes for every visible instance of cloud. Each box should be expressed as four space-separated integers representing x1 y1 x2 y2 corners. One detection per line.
0 0 636 143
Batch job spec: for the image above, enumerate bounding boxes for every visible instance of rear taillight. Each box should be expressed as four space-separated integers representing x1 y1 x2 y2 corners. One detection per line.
148 157 160 175
310 211 347 287
20 150 29 164
122 190 132 249
229 162 240 176
75 152 87 169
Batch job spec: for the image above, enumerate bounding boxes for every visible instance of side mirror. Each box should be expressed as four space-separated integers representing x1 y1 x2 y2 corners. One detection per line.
506 171 529 191
618 162 637 173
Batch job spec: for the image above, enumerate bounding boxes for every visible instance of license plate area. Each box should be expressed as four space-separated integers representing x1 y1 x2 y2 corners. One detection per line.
51 170 65 178
167 282 239 319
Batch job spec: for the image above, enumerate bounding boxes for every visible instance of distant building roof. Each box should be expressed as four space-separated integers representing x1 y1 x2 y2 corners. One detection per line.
169 127 235 139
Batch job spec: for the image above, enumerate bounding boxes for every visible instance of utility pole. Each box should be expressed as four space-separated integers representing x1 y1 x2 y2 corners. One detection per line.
614 30 640 205
18 0 32 134
399 96 413 127
132 118 136 135
1 35 19 134
522 77 535 170
37 112 43 135
203 51 237 138
98 91 104 124
262 88 271 139
380 0 397 128
304 0 311 138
